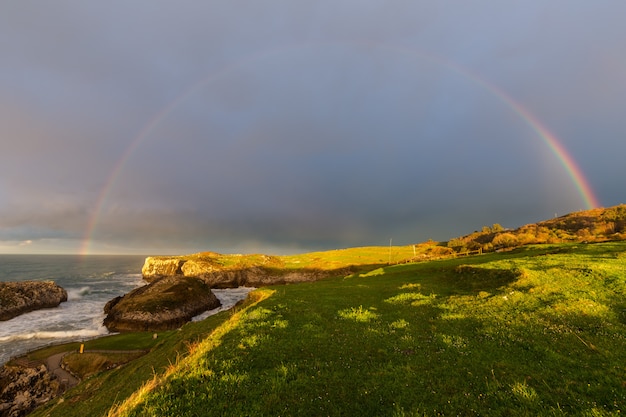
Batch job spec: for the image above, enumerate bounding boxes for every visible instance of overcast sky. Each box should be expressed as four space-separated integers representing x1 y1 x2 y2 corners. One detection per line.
1 1 625 255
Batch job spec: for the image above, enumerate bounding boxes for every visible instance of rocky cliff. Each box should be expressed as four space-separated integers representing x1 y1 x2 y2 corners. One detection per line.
140 258 186 280
104 253 352 332
103 276 221 332
142 256 350 288
0 281 67 321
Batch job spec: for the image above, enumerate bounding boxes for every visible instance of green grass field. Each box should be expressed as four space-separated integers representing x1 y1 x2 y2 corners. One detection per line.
33 243 626 416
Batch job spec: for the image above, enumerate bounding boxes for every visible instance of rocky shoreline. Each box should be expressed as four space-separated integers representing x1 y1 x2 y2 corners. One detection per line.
0 363 59 417
0 253 350 414
101 254 351 332
141 255 350 287
0 281 67 321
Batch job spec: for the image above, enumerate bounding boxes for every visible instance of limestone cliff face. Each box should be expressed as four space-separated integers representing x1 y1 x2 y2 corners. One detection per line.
103 276 221 332
142 257 349 288
0 281 68 321
141 258 186 282
105 255 351 332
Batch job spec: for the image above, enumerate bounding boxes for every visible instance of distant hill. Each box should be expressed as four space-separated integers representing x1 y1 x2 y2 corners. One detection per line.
443 204 626 254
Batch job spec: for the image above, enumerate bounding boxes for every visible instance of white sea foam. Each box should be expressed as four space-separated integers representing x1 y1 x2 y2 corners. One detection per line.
0 255 254 365
0 255 148 365
0 328 108 343
191 287 256 322
67 286 91 300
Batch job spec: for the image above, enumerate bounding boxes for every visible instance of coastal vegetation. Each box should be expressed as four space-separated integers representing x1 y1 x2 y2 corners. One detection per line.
24 206 626 416
445 205 626 253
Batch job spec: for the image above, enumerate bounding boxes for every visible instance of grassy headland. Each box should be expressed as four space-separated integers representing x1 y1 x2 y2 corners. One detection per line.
27 206 626 416
31 241 626 416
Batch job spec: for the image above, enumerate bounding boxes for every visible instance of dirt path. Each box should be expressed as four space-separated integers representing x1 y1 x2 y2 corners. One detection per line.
42 349 147 392
45 352 79 390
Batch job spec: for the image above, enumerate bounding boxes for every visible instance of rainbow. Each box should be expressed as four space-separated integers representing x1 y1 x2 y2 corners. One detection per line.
444 61 601 211
80 43 600 255
487 88 600 211
383 44 600 211
79 54 269 256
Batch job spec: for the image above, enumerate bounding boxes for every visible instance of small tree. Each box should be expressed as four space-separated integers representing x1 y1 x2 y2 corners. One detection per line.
447 238 466 251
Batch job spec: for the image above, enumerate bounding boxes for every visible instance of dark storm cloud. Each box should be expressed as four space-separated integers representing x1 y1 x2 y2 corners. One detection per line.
1 1 625 254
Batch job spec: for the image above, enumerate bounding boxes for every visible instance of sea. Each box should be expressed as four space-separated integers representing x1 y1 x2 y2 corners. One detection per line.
0 255 254 366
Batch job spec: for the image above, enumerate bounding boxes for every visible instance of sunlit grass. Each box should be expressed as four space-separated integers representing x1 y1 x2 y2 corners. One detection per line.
33 242 626 416
101 242 626 416
337 305 380 322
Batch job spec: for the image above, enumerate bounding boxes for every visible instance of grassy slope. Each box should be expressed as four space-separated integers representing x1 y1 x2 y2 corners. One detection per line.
53 242 625 417
29 296 269 417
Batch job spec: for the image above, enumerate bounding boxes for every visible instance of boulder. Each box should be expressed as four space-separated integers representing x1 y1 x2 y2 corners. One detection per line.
0 281 67 321
113 254 353 332
103 276 221 332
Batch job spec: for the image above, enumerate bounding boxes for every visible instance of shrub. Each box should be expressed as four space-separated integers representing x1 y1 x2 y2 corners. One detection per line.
492 233 518 248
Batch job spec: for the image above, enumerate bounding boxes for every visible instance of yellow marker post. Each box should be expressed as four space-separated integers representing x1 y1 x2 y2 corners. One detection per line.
79 344 84 354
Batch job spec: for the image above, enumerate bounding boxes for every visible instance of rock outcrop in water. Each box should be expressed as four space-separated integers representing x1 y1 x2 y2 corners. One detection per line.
0 281 67 321
103 276 221 332
104 252 353 332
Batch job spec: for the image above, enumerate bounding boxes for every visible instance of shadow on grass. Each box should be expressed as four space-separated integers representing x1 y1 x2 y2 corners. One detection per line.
441 265 522 294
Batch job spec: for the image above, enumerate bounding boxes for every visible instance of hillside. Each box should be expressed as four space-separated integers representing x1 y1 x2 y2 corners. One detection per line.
142 205 626 270
445 204 626 254
31 242 626 417
27 205 626 416
126 203 626 333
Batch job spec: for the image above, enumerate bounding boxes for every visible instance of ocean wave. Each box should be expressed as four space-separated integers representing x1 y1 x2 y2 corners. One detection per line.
0 327 109 343
89 277 144 286
67 286 91 300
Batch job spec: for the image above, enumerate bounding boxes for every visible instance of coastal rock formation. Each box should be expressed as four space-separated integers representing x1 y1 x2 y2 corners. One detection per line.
141 258 186 281
0 281 67 321
103 276 221 332
142 257 350 288
181 261 333 288
0 364 59 417
105 254 351 332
